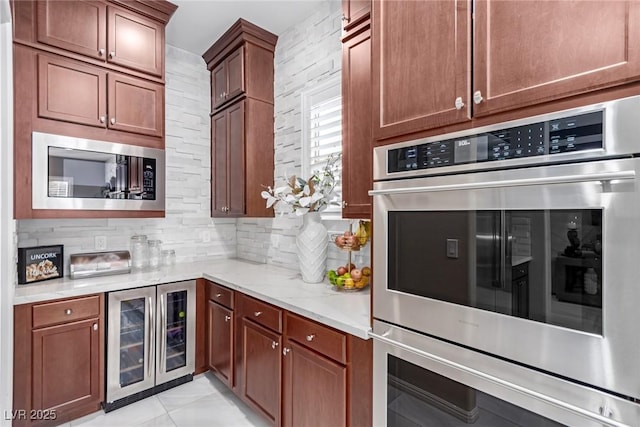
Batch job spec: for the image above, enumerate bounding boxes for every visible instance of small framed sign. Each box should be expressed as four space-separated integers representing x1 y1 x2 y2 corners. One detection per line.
17 245 64 284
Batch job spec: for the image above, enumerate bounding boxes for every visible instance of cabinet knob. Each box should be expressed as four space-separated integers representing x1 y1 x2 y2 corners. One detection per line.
342 201 348 208
109 51 115 59
306 334 315 342
341 14 349 22
99 115 106 123
282 347 290 356
215 293 222 298
473 90 484 105
93 323 98 331
454 97 465 110
110 117 116 125
271 341 278 349
65 308 72 315
254 311 262 317
224 315 231 322
98 48 105 57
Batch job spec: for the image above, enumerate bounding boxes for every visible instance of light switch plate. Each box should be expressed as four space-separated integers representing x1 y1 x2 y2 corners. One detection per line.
95 235 107 251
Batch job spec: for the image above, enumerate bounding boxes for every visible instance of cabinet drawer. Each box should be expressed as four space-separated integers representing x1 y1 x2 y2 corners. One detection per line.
241 295 282 333
208 281 234 310
32 295 101 328
285 313 347 364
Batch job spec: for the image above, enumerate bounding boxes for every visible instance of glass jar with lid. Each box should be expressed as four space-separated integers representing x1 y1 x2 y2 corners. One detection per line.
162 249 176 267
130 235 148 270
147 239 163 269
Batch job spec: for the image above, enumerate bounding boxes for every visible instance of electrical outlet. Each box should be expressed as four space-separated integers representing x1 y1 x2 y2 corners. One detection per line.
95 235 107 251
201 230 211 243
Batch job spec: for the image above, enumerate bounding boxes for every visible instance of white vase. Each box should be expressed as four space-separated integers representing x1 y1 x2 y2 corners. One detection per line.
296 212 328 283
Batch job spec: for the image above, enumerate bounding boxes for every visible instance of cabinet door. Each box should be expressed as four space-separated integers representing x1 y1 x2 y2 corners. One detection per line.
211 110 229 217
208 301 234 387
372 0 471 141
37 54 107 128
282 339 347 427
212 62 227 109
227 101 246 217
342 27 372 219
226 47 245 102
107 72 164 137
107 6 163 76
473 1 640 117
32 318 102 413
342 0 371 33
242 319 281 426
36 0 107 60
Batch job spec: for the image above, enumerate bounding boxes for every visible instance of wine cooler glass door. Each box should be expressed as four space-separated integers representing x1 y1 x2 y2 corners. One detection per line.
156 280 196 385
107 286 156 403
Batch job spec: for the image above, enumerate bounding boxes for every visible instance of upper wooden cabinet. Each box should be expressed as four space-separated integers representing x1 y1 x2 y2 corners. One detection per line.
341 20 372 219
204 19 277 219
341 0 370 34
372 0 640 142
372 0 470 141
473 0 640 117
27 0 172 77
203 19 278 111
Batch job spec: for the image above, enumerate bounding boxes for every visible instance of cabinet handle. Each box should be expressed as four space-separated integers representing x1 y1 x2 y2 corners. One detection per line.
254 311 262 317
65 308 72 315
473 90 484 105
454 96 465 110
271 341 278 349
224 315 231 322
342 201 348 208
99 115 106 124
306 334 315 342
282 347 290 356
98 48 105 57
93 323 98 331
110 117 116 125
109 51 115 59
215 293 222 298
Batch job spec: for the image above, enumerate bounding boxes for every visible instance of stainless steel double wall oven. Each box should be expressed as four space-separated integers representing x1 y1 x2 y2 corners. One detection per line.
370 96 640 426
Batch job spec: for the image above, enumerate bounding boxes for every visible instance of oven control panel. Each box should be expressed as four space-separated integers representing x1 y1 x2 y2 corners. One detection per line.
388 111 603 173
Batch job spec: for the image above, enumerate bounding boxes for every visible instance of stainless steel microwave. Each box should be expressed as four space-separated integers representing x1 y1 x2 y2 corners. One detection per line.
32 132 165 211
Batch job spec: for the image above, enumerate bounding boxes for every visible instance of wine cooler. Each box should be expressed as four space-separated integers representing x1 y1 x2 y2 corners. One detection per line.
105 280 196 411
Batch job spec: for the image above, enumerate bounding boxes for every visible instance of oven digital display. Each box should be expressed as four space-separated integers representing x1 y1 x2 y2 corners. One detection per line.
387 111 603 173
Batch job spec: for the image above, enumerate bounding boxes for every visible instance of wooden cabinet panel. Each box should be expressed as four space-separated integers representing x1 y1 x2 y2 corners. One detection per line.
241 294 282 333
226 46 245 102
32 318 101 412
283 339 347 427
212 62 227 109
37 54 106 127
342 0 370 33
372 0 471 141
208 300 234 387
107 5 164 76
286 313 347 364
208 281 234 310
227 101 246 216
242 319 282 426
473 0 640 116
32 295 101 329
36 0 107 60
108 72 164 137
342 26 372 219
211 109 229 217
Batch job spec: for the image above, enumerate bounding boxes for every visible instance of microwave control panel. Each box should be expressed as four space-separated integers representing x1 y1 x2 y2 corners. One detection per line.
388 111 603 173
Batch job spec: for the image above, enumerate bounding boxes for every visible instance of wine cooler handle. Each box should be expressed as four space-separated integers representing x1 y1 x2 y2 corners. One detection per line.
148 296 154 380
160 293 166 373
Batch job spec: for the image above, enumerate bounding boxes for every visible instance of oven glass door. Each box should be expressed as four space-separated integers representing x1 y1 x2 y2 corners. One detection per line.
389 209 602 334
372 157 640 400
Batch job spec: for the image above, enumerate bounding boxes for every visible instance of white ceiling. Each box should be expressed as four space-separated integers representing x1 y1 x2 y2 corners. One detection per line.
166 0 330 56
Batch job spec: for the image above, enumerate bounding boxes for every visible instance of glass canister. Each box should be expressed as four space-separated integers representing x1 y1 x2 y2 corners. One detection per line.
130 235 148 270
147 239 163 269
162 249 176 267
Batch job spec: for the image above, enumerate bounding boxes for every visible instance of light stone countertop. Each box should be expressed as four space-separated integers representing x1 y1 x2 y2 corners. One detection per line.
13 258 371 339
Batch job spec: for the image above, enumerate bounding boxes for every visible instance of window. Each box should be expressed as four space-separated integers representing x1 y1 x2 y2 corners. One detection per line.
301 79 342 215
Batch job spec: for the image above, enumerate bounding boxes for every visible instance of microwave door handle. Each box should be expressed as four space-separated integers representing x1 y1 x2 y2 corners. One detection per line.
368 170 635 196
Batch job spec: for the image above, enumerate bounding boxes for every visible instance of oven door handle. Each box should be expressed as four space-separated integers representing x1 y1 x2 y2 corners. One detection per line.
369 331 628 427
368 170 635 196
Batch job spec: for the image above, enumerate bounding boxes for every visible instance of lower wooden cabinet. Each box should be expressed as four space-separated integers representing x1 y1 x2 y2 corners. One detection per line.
207 300 234 386
282 339 347 427
13 294 105 427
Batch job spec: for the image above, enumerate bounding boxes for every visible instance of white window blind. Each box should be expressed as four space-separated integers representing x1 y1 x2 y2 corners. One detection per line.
302 79 342 215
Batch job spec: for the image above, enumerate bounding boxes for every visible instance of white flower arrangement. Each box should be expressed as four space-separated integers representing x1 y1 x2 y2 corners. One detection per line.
261 154 341 216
